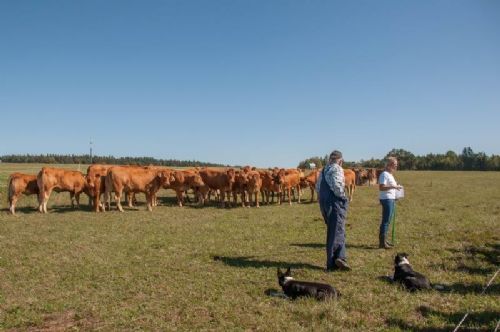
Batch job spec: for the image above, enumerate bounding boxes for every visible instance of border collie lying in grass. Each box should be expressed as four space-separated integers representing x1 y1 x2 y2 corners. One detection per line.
277 267 340 300
393 253 432 291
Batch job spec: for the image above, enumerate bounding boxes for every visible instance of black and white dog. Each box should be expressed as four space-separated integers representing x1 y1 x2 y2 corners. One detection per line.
393 253 431 291
277 267 340 300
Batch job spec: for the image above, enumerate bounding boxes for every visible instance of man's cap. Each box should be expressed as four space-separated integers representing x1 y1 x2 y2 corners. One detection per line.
330 150 343 160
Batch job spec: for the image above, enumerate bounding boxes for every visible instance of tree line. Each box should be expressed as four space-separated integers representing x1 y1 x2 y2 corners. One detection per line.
0 154 226 168
298 147 500 171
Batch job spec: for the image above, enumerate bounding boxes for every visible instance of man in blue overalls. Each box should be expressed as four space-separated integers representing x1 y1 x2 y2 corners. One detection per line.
316 150 351 271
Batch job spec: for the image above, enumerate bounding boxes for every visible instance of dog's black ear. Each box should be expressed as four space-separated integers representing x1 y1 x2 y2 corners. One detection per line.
286 267 291 275
277 268 282 276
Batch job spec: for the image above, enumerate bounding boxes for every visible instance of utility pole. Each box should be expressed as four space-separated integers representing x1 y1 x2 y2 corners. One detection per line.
90 138 93 164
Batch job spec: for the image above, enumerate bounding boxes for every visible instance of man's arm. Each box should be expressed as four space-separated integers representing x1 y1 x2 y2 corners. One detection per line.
325 165 346 198
379 184 401 191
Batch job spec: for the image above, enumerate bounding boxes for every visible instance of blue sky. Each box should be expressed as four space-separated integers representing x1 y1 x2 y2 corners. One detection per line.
1 1 499 167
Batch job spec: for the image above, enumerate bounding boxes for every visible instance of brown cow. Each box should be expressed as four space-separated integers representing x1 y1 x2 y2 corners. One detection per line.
37 167 89 213
246 170 262 207
104 166 172 212
376 168 384 184
367 168 378 186
300 169 319 202
258 169 282 205
7 173 39 215
344 169 356 202
352 167 369 186
198 168 236 207
232 170 249 207
279 168 301 205
164 169 205 207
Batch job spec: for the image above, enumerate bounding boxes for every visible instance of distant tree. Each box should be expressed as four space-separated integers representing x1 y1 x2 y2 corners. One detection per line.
385 148 416 170
298 156 325 169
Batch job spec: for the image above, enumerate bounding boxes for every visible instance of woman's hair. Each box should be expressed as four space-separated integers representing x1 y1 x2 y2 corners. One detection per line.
329 150 343 164
385 156 398 167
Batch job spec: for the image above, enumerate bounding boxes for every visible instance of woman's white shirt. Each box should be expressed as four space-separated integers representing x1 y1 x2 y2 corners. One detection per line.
379 171 397 200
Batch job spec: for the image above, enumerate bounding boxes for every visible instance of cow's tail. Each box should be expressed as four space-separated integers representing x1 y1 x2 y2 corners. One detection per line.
7 175 14 205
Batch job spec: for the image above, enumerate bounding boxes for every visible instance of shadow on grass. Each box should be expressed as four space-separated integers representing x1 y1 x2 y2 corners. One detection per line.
50 205 94 213
386 306 499 332
347 243 380 250
2 206 39 215
213 255 324 270
156 195 248 209
447 243 499 275
6 204 96 215
290 243 324 249
438 282 499 295
290 242 380 250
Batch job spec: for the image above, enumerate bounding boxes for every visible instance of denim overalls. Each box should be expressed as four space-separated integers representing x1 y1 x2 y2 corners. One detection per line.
318 166 349 269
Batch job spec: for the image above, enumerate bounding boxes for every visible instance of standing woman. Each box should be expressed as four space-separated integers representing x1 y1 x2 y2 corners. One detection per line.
378 157 402 249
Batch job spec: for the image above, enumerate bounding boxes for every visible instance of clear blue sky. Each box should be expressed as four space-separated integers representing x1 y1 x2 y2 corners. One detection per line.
1 1 499 167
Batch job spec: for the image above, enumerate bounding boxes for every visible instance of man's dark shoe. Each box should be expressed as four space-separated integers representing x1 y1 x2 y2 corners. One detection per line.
334 258 351 271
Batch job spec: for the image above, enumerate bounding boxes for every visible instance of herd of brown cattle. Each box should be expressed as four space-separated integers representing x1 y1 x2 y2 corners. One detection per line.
6 165 382 215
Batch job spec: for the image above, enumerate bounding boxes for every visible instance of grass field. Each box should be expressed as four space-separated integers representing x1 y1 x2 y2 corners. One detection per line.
0 164 499 331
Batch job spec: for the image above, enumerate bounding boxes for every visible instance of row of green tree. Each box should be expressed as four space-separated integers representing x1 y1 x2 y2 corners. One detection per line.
0 154 226 168
298 147 500 171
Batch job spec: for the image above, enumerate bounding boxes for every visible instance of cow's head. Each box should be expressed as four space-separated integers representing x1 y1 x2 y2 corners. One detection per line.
226 168 236 188
234 170 248 186
157 170 174 187
85 174 100 197
191 173 205 187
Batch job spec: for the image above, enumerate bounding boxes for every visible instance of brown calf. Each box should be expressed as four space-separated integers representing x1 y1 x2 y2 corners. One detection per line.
37 167 88 213
7 173 39 215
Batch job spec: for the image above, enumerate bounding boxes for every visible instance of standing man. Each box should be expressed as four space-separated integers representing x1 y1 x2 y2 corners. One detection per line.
316 150 351 271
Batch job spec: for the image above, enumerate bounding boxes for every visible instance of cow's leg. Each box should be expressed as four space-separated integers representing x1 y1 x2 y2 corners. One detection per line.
115 189 124 212
255 191 259 208
232 191 238 207
70 192 76 208
94 190 100 212
176 190 183 207
184 191 192 203
288 187 292 205
127 192 133 208
75 192 81 208
243 191 249 208
220 191 226 208
103 191 110 212
9 193 18 215
146 192 153 211
38 191 43 213
241 191 246 207
97 193 104 212
310 185 315 202
297 185 301 204
43 189 52 213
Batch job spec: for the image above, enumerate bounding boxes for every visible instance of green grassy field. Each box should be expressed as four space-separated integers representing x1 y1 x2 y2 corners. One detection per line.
0 164 498 331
